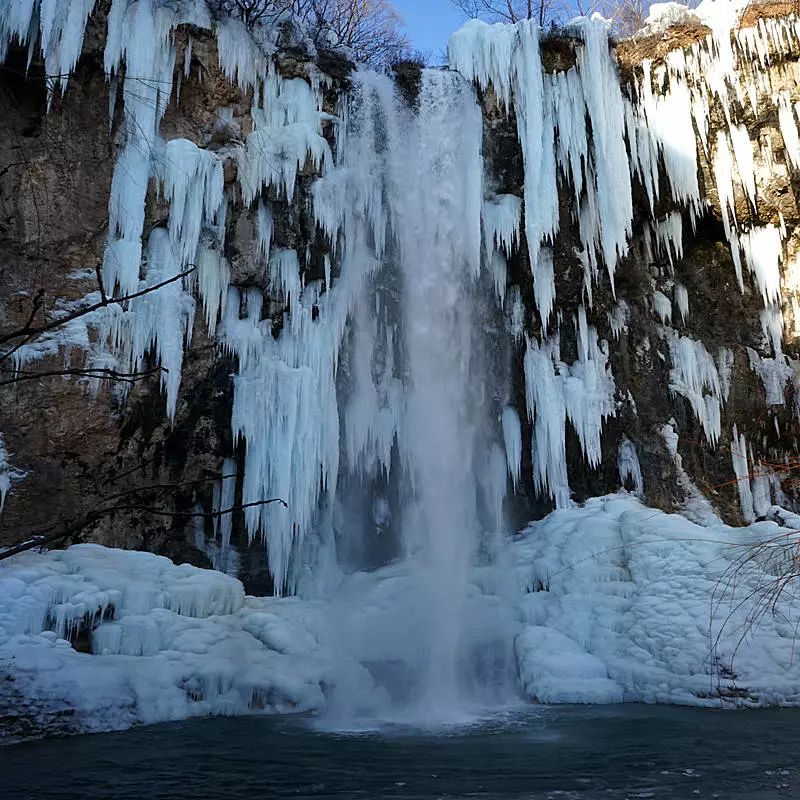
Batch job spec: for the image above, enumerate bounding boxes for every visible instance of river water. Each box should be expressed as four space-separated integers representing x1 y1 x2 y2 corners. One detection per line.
3 705 798 799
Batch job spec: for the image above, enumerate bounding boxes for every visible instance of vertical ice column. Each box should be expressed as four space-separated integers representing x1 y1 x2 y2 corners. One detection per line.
731 425 755 523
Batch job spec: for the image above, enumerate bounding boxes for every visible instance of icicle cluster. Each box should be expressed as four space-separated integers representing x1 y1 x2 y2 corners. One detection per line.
449 16 633 318
664 330 726 446
523 307 617 507
629 8 800 428
617 435 644 496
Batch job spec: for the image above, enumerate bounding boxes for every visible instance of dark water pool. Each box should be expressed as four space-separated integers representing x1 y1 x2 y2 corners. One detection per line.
1 705 798 800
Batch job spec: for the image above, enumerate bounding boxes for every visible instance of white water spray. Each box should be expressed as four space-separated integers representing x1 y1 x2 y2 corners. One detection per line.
396 71 485 716
317 69 514 723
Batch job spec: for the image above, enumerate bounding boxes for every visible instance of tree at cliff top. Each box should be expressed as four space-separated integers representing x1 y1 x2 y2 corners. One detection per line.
450 0 697 31
214 0 411 65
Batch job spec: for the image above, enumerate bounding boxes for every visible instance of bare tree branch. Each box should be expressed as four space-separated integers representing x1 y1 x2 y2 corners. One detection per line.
0 365 167 388
212 0 411 66
0 265 197 352
0 497 288 563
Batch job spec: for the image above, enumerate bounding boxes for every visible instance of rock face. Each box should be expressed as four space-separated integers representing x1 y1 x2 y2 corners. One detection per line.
0 4 351 593
1 3 800 587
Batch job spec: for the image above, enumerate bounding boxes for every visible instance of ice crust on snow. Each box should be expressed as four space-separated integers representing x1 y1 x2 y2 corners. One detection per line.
0 546 331 733
2 0 799 578
513 494 800 705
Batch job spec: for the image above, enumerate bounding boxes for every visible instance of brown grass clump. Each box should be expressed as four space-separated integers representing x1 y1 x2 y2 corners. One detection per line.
615 20 711 73
739 1 800 29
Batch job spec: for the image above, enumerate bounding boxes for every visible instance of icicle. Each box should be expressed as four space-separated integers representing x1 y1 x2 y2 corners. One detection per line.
482 194 522 257
236 76 331 204
571 17 633 285
507 285 525 341
214 457 238 573
0 0 97 103
488 250 508 303
154 138 225 269
654 212 683 269
618 436 644 496
635 56 701 218
653 291 672 325
760 305 784 355
196 245 230 337
740 225 783 306
608 300 630 339
184 36 193 78
777 92 800 170
716 347 734 402
729 123 757 208
665 330 724 446
501 406 522 491
256 200 273 263
731 425 755 523
713 131 738 245
523 307 616 506
533 248 556 330
747 347 791 406
674 283 689 324
448 19 516 110
214 15 270 97
524 335 570 508
237 123 331 203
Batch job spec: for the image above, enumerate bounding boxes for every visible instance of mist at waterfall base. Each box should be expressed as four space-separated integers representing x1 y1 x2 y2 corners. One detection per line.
314 68 518 727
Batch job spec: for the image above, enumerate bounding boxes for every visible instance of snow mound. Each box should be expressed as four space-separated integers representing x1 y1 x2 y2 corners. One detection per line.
513 495 800 706
0 546 332 739
640 0 753 36
642 3 699 34
4 496 800 740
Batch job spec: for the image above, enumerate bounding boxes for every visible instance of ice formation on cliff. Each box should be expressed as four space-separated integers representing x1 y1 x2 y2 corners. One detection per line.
4 0 799 579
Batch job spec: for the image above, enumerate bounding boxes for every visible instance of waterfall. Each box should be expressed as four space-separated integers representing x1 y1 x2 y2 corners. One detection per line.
313 69 514 722
395 71 485 715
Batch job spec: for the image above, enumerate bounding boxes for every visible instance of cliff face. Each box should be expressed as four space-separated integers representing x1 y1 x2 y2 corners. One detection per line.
0 5 352 592
1 2 800 588
496 5 800 526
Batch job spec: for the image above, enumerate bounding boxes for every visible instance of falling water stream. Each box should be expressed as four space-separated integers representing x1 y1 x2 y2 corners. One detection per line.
395 70 485 718
320 69 514 723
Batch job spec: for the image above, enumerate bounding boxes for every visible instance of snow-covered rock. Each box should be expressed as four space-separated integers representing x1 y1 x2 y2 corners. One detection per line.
3 495 800 740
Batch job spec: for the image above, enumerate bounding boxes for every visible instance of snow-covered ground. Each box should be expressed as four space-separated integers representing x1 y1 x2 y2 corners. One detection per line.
2 494 800 740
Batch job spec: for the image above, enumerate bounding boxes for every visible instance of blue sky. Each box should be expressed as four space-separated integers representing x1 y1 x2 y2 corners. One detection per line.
392 0 468 58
